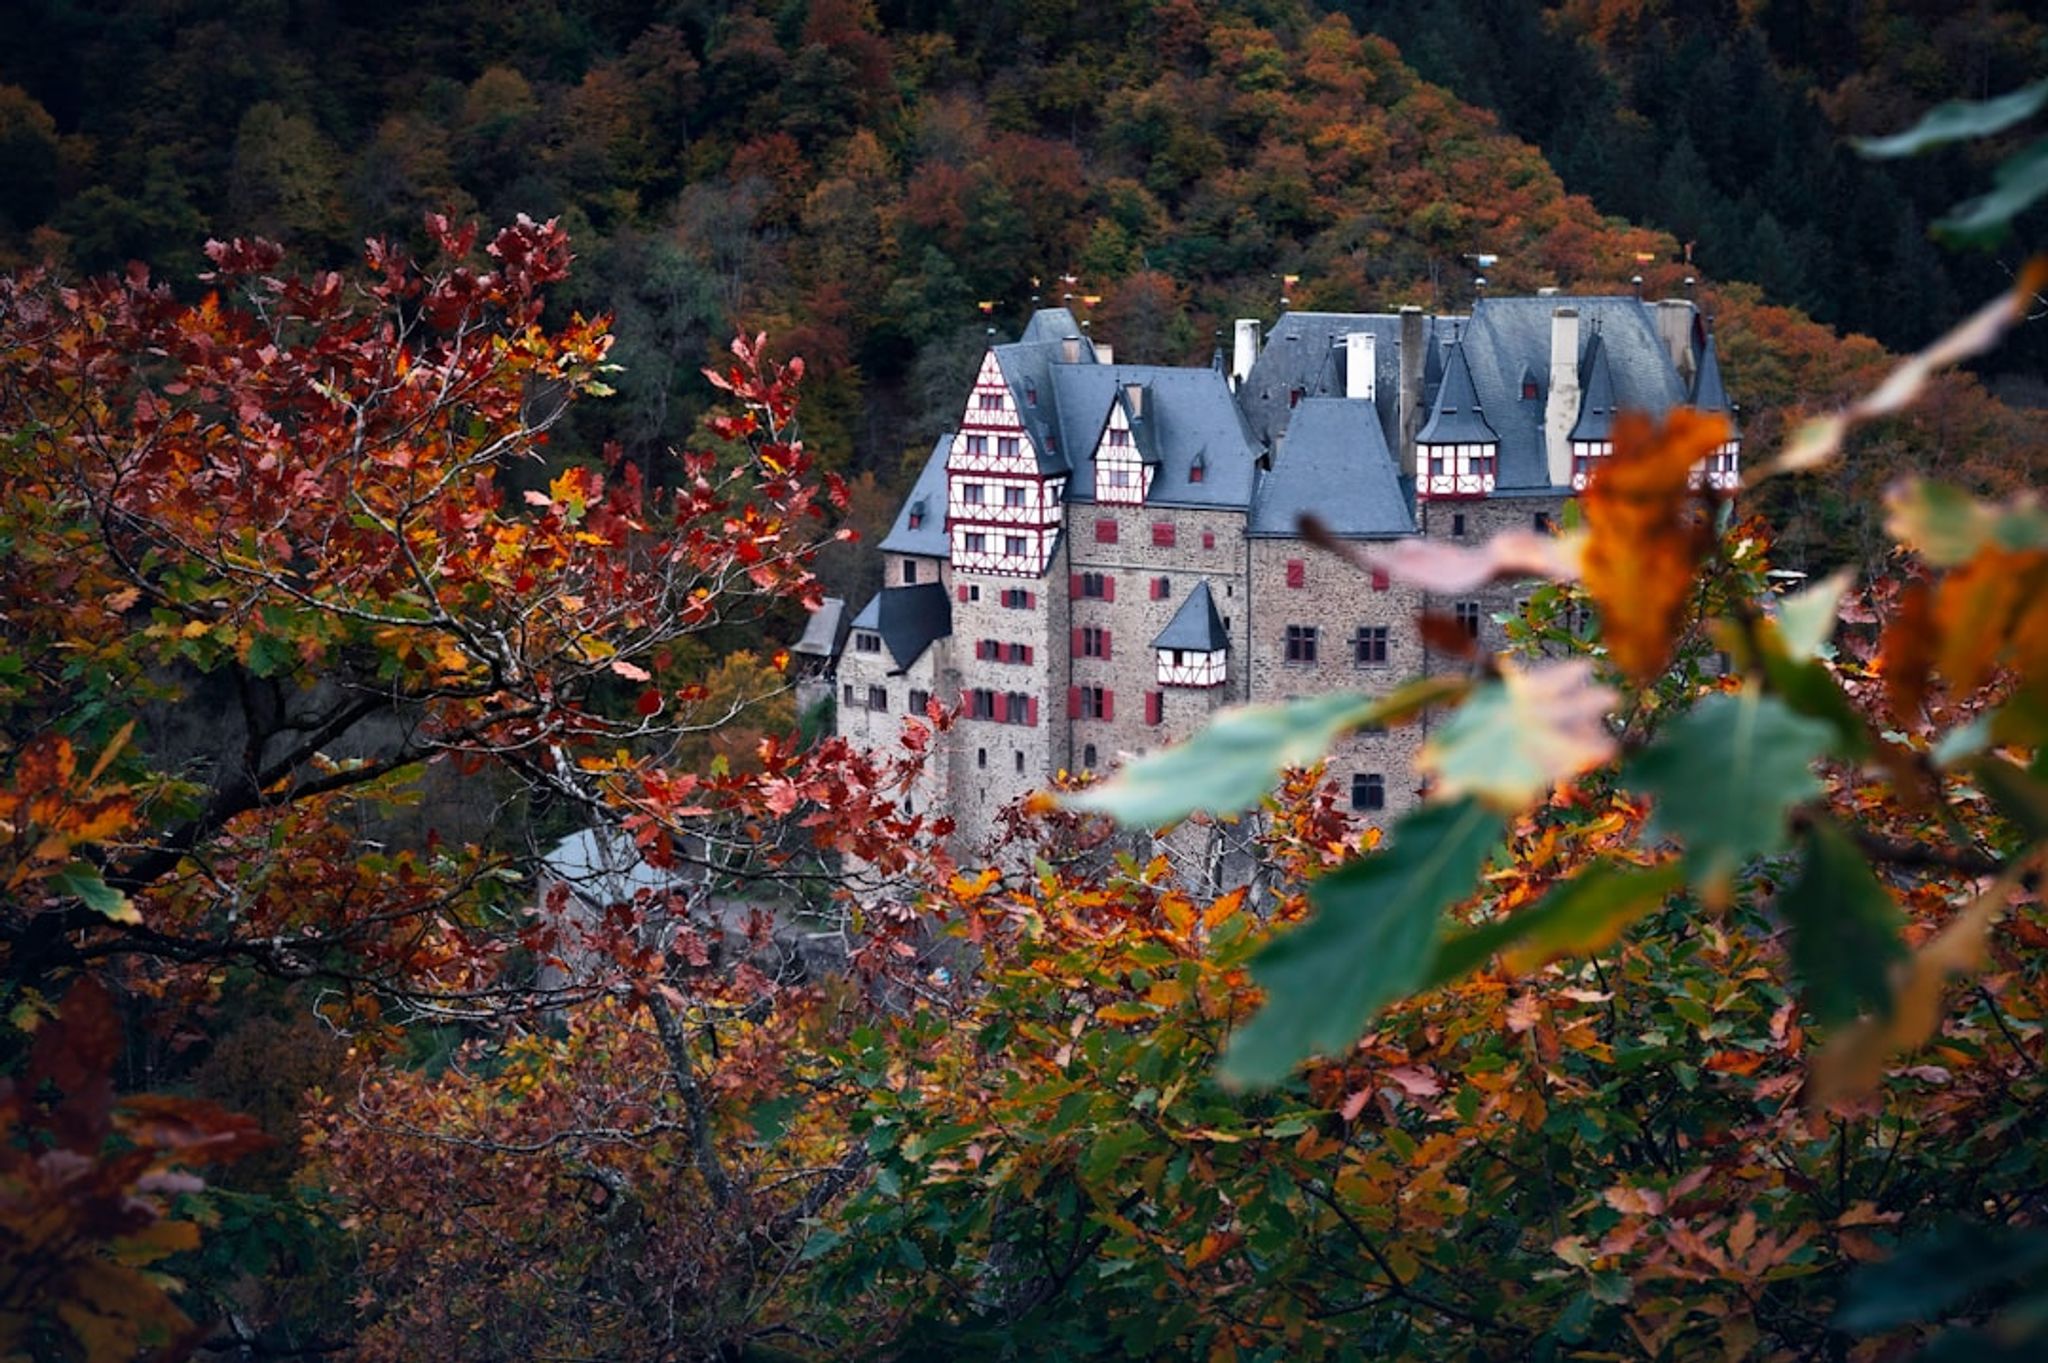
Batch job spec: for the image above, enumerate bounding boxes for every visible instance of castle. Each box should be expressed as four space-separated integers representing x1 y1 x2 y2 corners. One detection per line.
832 293 1738 866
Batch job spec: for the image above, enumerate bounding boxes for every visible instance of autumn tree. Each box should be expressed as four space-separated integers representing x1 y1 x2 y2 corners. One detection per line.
0 216 942 1354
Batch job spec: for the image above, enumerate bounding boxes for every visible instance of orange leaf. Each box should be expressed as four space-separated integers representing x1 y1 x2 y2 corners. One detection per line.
1879 578 1937 723
1933 547 2048 694
1580 409 1729 682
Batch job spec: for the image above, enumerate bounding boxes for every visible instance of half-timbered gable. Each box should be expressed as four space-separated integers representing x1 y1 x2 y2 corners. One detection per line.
947 342 1073 578
1414 339 1499 499
1154 582 1229 687
1689 334 1740 490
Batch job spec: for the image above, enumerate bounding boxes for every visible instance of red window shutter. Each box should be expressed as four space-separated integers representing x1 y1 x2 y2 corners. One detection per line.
1152 521 1175 547
957 585 969 603
1102 578 1115 603
993 693 1008 722
1203 531 1216 550
1096 518 1117 543
1150 577 1164 600
1068 686 1081 718
1145 692 1162 725
1072 627 1084 656
1026 697 1039 727
1101 630 1111 661
1023 645 1033 664
1026 591 1035 608
1070 573 1082 596
1371 568 1390 592
1286 559 1305 589
1102 689 1114 721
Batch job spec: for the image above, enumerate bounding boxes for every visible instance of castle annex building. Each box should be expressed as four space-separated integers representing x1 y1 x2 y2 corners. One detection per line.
833 294 1738 861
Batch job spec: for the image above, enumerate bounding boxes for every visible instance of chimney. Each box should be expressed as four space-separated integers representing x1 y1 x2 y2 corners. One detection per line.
1124 382 1144 417
1094 343 1114 364
1345 331 1377 401
1654 298 1697 385
1397 306 1426 478
1537 286 1560 297
1544 308 1581 487
1061 334 1081 364
1231 318 1261 389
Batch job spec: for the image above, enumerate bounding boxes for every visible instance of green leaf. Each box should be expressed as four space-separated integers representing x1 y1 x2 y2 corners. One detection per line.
1067 677 1464 827
1854 80 2048 158
1220 798 1502 1087
1417 660 1617 811
1885 479 2048 567
1624 688 1832 894
1773 569 1855 662
1937 136 2048 246
1759 652 1872 760
48 863 140 923
1427 860 1684 988
1778 820 1906 1026
1837 1224 2048 1332
246 632 298 679
1971 755 2048 841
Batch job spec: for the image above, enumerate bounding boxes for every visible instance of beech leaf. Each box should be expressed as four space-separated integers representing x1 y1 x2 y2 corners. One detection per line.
1428 860 1684 987
1221 798 1502 1086
1778 819 1907 1026
1068 677 1466 827
1809 862 2028 1110
1624 687 1832 899
1417 659 1618 811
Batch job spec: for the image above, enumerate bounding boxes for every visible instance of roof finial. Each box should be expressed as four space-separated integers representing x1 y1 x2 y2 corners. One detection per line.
1631 274 1645 298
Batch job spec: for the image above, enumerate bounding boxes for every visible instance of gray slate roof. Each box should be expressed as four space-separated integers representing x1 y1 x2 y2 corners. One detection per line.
877 437 952 557
1690 333 1737 434
848 582 952 673
1237 311 1435 456
991 307 1102 476
1568 332 1619 442
1455 296 1689 491
1415 340 1500 446
1153 580 1231 652
792 596 846 658
1250 397 1415 539
542 828 694 906
1055 364 1261 510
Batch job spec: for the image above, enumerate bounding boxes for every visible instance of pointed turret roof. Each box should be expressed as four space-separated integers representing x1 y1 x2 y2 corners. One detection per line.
1689 333 1737 435
1415 341 1499 446
1569 331 1619 442
1153 581 1230 652
847 582 952 673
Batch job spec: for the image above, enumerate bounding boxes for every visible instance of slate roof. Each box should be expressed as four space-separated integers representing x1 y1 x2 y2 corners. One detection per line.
990 307 1101 476
792 597 846 658
1568 331 1620 442
1153 580 1231 652
1237 311 1434 456
1055 364 1261 510
877 436 952 557
542 828 694 906
1414 340 1500 446
1249 398 1415 539
1455 296 1689 491
1690 333 1737 434
848 582 952 673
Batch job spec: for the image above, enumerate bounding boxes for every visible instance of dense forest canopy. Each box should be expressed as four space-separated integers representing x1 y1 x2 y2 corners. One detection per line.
2 0 2042 582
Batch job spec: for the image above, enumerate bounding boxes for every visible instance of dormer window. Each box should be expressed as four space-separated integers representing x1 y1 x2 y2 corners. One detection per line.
1108 428 1130 447
1522 379 1539 400
1025 382 1037 406
1189 456 1206 484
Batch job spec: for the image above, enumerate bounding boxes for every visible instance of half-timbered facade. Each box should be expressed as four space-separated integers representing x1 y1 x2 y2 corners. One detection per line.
834 293 1739 871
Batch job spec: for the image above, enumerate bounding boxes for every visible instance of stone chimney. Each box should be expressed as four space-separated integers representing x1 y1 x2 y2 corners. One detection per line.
1345 331 1377 401
1095 343 1114 365
1397 306 1426 479
1061 334 1081 364
1544 308 1581 487
1231 318 1261 389
1124 382 1144 416
1654 298 1697 386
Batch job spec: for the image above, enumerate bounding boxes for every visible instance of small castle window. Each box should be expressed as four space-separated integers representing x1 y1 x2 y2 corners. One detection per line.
1452 513 1467 537
854 632 881 653
1082 743 1098 769
1285 625 1318 663
1355 626 1389 666
867 686 888 711
978 747 987 769
1005 535 1027 556
1455 601 1482 638
1351 774 1386 812
910 689 930 714
998 436 1020 459
1015 750 1024 772
902 560 919 584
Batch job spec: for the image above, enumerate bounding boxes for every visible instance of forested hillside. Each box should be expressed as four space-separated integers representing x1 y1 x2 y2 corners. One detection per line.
3 0 2042 579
